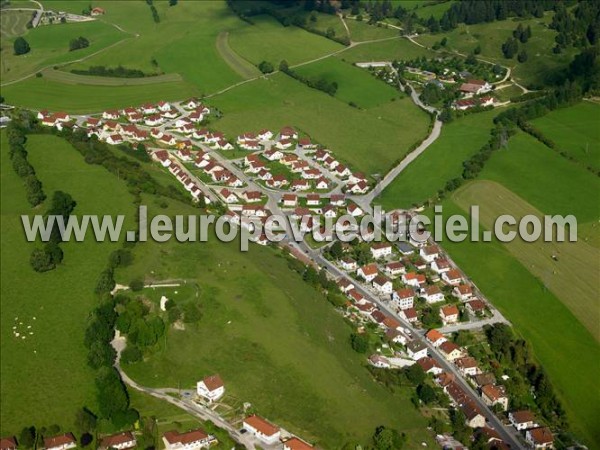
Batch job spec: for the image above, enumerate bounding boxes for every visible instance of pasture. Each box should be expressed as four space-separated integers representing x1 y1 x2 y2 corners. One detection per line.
345 18 398 42
414 13 578 86
530 101 600 170
215 31 261 79
294 56 400 108
211 72 431 175
0 10 31 38
377 108 501 209
0 132 135 434
0 76 199 113
116 198 433 449
433 197 600 447
228 15 343 67
1 19 128 83
40 67 184 86
338 36 436 63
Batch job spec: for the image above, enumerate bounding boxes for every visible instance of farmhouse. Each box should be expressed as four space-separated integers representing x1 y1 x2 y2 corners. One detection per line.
525 427 554 448
372 275 393 295
481 384 508 411
196 374 225 403
337 278 354 294
102 110 119 120
439 341 463 361
243 415 281 445
417 357 443 375
283 437 314 450
276 139 294 150
306 194 320 206
220 189 238 204
99 432 137 450
240 140 262 151
315 177 329 189
215 139 234 150
43 433 77 450
347 181 369 194
406 340 428 360
392 288 414 310
371 243 392 259
153 150 172 167
423 285 445 304
263 149 284 161
347 204 363 216
440 305 459 325
330 194 346 206
291 180 310 191
162 429 217 450
459 79 492 96
145 115 164 127
509 410 538 431
357 263 378 282
106 134 124 145
257 129 273 140
298 137 317 150
340 257 357 271
302 168 321 180
385 328 409 345
369 354 391 368
242 190 262 202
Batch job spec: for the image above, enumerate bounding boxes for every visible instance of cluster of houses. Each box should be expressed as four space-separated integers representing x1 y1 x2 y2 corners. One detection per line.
452 79 496 111
312 149 370 194
241 415 315 450
0 431 138 450
235 126 299 151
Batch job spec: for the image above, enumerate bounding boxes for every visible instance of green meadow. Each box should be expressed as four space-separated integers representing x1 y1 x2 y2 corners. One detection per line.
294 56 401 108
117 198 434 449
339 36 437 63
0 132 135 434
345 19 399 42
530 101 600 170
377 108 501 209
211 72 431 175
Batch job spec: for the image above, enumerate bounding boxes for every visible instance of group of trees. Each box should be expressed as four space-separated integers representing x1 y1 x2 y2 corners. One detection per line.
5 121 46 207
257 60 274 74
551 1 600 53
279 60 338 96
17 419 95 450
146 0 160 23
13 37 31 55
69 36 89 51
30 191 77 272
71 65 155 78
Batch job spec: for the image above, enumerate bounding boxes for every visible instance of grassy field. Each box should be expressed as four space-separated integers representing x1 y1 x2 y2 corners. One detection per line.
530 101 600 170
453 180 599 340
228 15 343 67
116 198 433 449
39 67 184 85
412 1 457 20
0 132 135 434
1 76 200 113
432 198 600 447
294 56 400 108
338 36 437 63
377 108 501 209
1 19 128 83
345 18 399 42
0 10 31 38
211 72 431 175
215 31 261 79
479 130 600 223
414 13 578 86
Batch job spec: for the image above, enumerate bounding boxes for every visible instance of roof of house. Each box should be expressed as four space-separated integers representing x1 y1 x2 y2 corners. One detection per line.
403 307 417 319
439 341 461 354
284 437 314 450
472 372 496 387
359 263 378 276
425 285 442 296
373 275 391 286
528 427 554 444
417 356 441 372
481 384 506 401
455 284 472 294
395 287 414 299
0 437 17 450
425 329 445 343
44 433 76 449
163 429 209 445
510 410 536 424
407 340 426 353
372 242 392 250
455 356 478 370
100 432 136 449
421 245 439 255
445 269 462 280
371 310 386 323
202 374 224 391
466 299 486 311
244 415 279 436
382 316 401 329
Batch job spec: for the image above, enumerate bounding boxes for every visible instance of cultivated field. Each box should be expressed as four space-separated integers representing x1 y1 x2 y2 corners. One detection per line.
0 132 135 434
228 15 343 67
294 56 400 108
211 72 431 175
377 108 501 209
435 197 600 446
117 198 433 449
0 10 31 38
414 13 578 86
530 101 600 170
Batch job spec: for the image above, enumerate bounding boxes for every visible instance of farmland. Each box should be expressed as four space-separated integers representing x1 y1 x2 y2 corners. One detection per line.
433 195 600 446
211 72 431 175
377 108 501 209
345 18 398 42
338 36 437 63
530 101 600 170
0 132 135 434
294 56 400 108
0 10 31 38
115 199 433 449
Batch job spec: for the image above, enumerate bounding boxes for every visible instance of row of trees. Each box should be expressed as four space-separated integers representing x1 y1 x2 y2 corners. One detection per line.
71 65 154 78
69 36 89 51
146 0 160 23
279 60 338 96
5 120 46 207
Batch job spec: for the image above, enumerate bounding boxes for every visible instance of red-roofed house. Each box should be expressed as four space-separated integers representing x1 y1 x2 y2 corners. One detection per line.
357 263 378 282
162 429 217 450
0 437 17 450
440 304 459 325
196 374 225 402
99 432 137 450
44 433 77 450
243 415 280 445
392 288 414 310
283 437 314 450
525 427 554 448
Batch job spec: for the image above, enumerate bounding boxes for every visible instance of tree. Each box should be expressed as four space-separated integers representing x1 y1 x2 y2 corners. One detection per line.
417 383 436 404
473 44 481 55
74 408 97 435
19 427 36 449
501 37 518 59
329 240 344 259
14 37 31 55
372 426 406 450
258 61 274 74
169 0 178 5
439 107 454 123
440 37 447 46
350 333 369 353
465 52 477 65
30 248 54 272
129 278 144 291
279 59 289 73
95 269 116 294
326 27 336 38
405 363 425 385
121 345 142 363
517 49 528 63
69 36 90 51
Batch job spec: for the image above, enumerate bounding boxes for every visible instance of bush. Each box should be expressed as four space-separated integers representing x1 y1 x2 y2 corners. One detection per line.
14 37 30 55
69 36 90 51
350 332 369 353
129 278 144 291
121 345 143 363
258 61 274 74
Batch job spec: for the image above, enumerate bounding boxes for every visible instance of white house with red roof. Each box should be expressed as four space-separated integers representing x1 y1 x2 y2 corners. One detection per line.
243 415 280 445
257 129 273 140
106 134 124 145
99 432 137 450
44 433 77 450
196 374 225 402
392 288 414 310
371 243 392 259
423 285 445 304
145 114 164 127
102 110 119 120
162 429 217 450
525 427 554 448
440 304 459 325
442 269 463 285
357 263 378 282
280 126 298 140
283 437 314 450
275 139 293 150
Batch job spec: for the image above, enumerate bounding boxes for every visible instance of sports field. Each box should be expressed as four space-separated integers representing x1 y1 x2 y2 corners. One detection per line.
211 72 431 175
435 197 600 446
228 15 343 67
116 199 433 449
0 132 135 434
530 101 600 170
377 108 501 209
414 13 578 86
294 56 400 108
